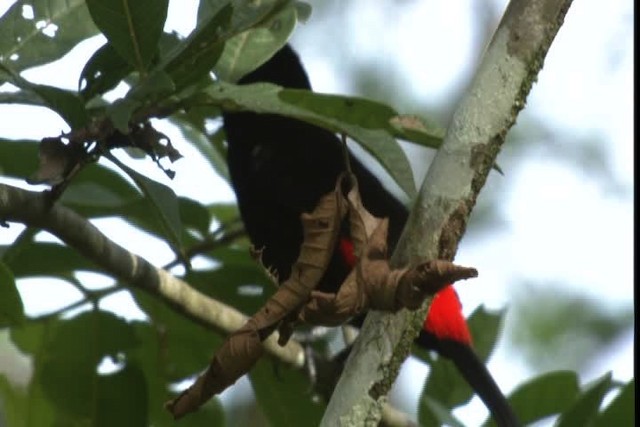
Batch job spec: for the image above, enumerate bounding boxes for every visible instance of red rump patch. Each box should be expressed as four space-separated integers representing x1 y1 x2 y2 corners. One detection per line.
423 285 473 346
339 237 357 267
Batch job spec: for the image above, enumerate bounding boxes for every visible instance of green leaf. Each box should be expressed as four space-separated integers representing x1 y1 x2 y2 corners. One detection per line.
95 364 149 426
79 42 133 100
209 202 241 225
28 84 89 129
175 397 226 427
4 242 98 279
206 82 418 198
418 356 473 422
484 371 580 427
250 359 324 426
110 156 184 253
38 311 139 418
107 97 140 133
164 0 286 90
214 3 299 82
0 0 98 72
54 158 210 243
178 197 212 236
186 260 272 316
0 261 24 326
555 372 613 427
10 321 49 356
0 64 88 128
127 70 175 102
0 138 38 179
594 379 635 427
294 1 312 22
0 373 56 427
389 114 445 150
0 374 26 427
197 0 232 22
420 395 466 427
85 0 169 71
467 305 504 363
0 90 46 106
170 111 230 182
130 290 222 381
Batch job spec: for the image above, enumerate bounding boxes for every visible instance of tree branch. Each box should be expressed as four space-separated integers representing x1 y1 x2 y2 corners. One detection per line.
0 183 304 369
320 0 574 425
0 182 419 425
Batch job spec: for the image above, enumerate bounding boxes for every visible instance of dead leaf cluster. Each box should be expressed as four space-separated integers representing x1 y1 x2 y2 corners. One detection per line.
165 173 477 418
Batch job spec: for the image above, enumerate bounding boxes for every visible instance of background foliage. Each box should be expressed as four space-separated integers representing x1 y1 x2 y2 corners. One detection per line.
0 0 633 426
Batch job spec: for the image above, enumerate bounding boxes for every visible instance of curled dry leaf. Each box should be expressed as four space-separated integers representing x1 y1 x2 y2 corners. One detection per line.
27 137 85 186
165 176 348 419
165 173 478 419
300 179 477 323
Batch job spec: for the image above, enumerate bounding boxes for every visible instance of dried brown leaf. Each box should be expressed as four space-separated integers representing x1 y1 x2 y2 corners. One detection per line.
27 137 84 185
165 172 479 419
165 175 349 418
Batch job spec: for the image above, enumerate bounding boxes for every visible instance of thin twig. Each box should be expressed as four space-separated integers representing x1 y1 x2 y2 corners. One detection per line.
0 183 305 368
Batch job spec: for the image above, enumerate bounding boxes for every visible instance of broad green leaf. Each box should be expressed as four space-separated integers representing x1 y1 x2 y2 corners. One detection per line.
107 97 140 133
38 311 138 417
66 158 140 200
197 0 233 22
126 70 175 102
175 397 226 427
0 261 24 326
163 0 286 90
418 355 473 421
72 195 209 243
467 305 504 363
134 317 225 427
130 289 222 381
0 139 136 201
62 181 138 211
85 0 169 71
294 1 312 22
0 90 44 106
420 396 466 427
594 379 634 427
0 227 37 267
0 374 26 427
483 371 579 427
0 373 56 427
95 364 149 426
79 42 132 100
111 157 184 253
4 242 96 279
10 320 49 355
555 372 613 427
0 64 88 128
26 83 88 128
170 111 230 182
178 197 212 236
186 263 272 316
55 160 210 243
389 114 445 150
208 203 241 226
0 0 98 72
205 82 418 198
250 359 324 426
214 3 299 82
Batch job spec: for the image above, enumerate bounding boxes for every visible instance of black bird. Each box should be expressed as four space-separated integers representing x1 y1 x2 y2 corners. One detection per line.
222 44 519 427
